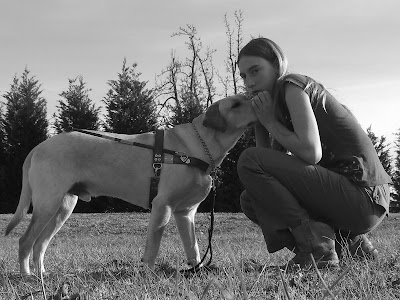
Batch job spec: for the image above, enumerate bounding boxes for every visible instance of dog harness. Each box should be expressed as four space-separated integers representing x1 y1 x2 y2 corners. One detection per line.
72 126 216 273
149 128 214 204
72 128 212 206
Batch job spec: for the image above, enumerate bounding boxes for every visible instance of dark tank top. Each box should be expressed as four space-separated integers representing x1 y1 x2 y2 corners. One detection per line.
274 73 392 187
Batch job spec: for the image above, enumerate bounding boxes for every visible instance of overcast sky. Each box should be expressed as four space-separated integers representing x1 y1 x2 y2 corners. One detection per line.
1 0 399 145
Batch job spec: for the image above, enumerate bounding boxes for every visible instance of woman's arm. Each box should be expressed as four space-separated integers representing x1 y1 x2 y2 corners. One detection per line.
252 84 322 164
254 123 271 148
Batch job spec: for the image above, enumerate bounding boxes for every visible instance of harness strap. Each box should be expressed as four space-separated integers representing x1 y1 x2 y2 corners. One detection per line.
72 128 209 173
73 128 155 150
149 130 164 206
153 129 164 174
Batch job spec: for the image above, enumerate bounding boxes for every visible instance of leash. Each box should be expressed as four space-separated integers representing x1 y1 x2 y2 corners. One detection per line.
180 123 217 274
181 183 216 275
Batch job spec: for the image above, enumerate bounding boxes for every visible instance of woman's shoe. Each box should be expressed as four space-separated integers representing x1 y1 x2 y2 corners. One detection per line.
286 219 339 270
336 234 378 260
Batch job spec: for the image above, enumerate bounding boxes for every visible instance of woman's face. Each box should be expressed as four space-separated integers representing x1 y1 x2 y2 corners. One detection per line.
238 55 278 95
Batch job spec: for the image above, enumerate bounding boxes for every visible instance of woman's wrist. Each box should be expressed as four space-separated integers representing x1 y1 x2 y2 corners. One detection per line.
260 118 277 132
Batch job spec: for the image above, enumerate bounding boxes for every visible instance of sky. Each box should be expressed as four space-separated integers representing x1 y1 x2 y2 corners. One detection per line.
1 0 400 147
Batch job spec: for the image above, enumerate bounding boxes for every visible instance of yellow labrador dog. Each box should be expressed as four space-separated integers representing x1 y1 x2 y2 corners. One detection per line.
5 94 257 276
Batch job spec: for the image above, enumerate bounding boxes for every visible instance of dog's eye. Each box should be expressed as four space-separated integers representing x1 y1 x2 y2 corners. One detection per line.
232 102 241 109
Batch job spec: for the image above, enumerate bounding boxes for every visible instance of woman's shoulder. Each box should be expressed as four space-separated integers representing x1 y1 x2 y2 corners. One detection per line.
280 73 323 89
281 73 307 81
280 73 308 87
277 73 326 103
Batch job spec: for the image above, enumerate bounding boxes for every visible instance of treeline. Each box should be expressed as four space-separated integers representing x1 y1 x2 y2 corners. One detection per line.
1 12 400 213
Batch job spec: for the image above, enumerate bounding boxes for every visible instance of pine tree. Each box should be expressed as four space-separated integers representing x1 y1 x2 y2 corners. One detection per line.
53 76 101 133
0 105 7 208
104 59 157 134
101 59 158 212
366 126 392 177
392 131 400 211
0 104 6 163
1 68 48 211
169 92 204 125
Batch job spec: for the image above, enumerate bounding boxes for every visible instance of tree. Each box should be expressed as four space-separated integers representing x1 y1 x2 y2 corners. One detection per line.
170 93 204 126
392 130 400 211
366 126 392 177
0 105 7 206
172 25 216 107
53 76 101 133
0 104 6 163
104 58 157 134
218 10 245 96
156 25 216 127
1 68 48 211
100 59 158 212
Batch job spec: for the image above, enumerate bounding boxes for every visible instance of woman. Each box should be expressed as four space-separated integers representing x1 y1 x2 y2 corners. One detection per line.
237 37 392 269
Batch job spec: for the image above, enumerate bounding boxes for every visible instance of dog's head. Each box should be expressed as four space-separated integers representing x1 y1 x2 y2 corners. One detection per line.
203 94 257 132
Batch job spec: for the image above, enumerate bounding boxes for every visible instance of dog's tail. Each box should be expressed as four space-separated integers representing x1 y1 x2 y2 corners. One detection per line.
5 148 35 236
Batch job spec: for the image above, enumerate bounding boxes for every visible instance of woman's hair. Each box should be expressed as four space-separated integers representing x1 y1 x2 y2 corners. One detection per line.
237 37 288 79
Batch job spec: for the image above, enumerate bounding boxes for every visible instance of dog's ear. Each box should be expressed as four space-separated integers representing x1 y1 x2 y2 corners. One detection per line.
203 102 227 132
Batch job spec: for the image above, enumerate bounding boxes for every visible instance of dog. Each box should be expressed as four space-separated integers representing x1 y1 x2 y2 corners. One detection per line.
5 94 257 276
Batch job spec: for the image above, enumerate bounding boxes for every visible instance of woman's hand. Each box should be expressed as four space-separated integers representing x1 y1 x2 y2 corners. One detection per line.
251 91 276 128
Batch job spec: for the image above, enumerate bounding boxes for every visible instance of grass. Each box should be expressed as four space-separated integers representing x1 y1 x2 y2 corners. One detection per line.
1 212 399 299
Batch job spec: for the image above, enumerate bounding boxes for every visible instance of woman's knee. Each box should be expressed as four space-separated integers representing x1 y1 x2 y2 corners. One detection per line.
240 190 251 209
237 147 261 177
352 204 386 234
240 190 259 225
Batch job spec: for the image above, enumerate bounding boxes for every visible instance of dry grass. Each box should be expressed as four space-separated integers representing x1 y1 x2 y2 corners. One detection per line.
1 212 399 299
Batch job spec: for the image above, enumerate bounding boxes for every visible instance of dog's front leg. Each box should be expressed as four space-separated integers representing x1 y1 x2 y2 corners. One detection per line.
173 208 200 267
141 200 172 269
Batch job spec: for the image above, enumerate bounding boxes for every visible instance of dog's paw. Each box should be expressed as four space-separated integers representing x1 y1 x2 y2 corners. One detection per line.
187 258 201 268
140 257 156 270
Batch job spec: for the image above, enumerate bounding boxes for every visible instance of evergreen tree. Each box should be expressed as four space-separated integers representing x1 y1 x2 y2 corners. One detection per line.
101 59 158 212
366 126 392 177
169 92 204 125
0 106 7 207
392 130 400 208
104 59 157 134
0 104 6 162
53 76 101 133
1 68 48 211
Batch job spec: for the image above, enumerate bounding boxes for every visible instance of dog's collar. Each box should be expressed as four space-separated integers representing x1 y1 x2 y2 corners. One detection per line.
191 122 216 175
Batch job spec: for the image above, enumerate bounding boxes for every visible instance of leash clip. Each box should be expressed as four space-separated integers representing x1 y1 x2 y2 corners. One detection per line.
152 163 162 177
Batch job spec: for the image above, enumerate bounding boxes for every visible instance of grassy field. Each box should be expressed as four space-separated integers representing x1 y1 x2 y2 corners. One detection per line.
1 212 399 299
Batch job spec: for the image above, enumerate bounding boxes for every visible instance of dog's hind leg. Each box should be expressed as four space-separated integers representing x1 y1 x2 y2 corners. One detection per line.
173 207 201 267
18 192 65 276
32 194 78 275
